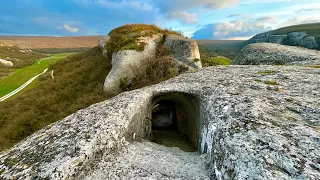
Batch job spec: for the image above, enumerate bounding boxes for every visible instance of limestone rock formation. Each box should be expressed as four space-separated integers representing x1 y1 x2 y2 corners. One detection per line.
268 34 287 44
233 43 320 65
0 59 13 67
250 31 318 49
101 35 161 93
163 35 202 69
0 65 319 179
99 27 202 94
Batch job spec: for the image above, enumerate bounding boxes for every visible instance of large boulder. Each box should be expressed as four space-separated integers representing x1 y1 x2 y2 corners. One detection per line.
268 35 287 44
163 35 202 69
0 59 13 67
233 43 320 65
0 65 319 179
287 32 306 46
99 25 202 94
249 31 318 49
303 36 318 49
102 35 161 94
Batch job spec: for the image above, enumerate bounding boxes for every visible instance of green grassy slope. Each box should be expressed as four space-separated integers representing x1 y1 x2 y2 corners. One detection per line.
270 23 320 36
0 47 112 150
0 53 73 98
0 44 46 79
270 23 320 50
0 45 45 68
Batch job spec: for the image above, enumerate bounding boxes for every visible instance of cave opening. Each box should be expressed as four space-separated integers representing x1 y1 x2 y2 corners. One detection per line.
150 92 199 152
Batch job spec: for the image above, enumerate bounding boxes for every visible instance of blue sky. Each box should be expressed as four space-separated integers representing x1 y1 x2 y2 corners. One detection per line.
0 0 319 39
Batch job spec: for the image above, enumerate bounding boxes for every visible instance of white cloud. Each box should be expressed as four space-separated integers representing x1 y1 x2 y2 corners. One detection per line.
252 15 277 28
153 0 240 24
168 11 198 24
214 20 249 37
57 25 79 33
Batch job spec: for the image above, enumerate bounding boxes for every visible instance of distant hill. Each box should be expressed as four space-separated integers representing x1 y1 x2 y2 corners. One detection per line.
197 23 320 60
0 36 103 53
249 23 320 50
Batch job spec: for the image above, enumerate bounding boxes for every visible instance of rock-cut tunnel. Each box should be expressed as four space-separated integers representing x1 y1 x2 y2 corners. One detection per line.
150 92 200 152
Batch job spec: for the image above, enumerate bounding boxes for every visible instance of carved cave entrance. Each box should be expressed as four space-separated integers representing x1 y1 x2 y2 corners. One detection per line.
150 92 199 152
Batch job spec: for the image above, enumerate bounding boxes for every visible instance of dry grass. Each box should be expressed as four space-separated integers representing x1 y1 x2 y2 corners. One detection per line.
0 36 103 50
105 24 182 58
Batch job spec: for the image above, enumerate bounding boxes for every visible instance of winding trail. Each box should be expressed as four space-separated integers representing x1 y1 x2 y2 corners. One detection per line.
0 68 48 102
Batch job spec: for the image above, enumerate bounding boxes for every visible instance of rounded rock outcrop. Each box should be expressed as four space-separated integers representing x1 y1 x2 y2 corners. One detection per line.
0 59 13 67
99 24 202 94
163 35 201 69
233 43 320 65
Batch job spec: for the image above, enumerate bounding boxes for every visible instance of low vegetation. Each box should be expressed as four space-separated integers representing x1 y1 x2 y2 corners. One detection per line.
0 53 72 98
199 46 231 66
0 47 112 150
0 45 45 69
0 45 46 79
124 45 179 90
197 40 247 60
258 70 277 75
271 23 320 36
264 80 278 85
104 24 182 58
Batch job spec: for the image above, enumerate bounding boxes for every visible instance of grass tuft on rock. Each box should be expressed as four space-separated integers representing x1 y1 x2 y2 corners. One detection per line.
264 80 278 85
258 70 277 75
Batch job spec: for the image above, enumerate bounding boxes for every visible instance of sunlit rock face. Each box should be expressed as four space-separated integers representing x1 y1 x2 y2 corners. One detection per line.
233 43 320 65
0 65 319 179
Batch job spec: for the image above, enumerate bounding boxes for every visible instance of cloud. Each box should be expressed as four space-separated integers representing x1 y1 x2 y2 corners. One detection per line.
167 11 197 24
228 13 244 18
57 25 79 33
252 15 277 28
152 0 240 24
192 17 274 40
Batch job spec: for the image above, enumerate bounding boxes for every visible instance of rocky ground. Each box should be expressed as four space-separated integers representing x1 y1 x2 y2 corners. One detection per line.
233 43 320 65
83 141 212 179
0 65 319 179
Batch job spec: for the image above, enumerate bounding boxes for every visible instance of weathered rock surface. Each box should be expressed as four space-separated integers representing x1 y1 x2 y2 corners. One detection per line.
102 35 161 93
269 34 287 44
0 59 13 67
250 31 318 49
84 141 212 179
0 65 319 179
233 43 320 65
100 35 202 93
164 35 202 69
